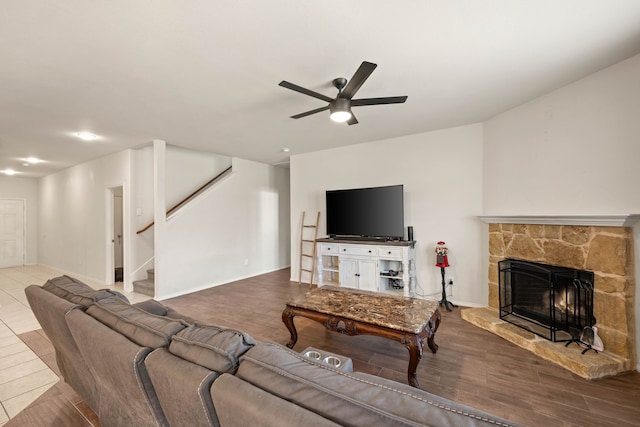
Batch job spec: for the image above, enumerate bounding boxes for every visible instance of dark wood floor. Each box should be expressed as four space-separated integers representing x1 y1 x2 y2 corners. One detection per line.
11 268 640 426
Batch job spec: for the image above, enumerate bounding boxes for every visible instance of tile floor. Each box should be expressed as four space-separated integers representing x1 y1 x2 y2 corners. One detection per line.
0 265 149 425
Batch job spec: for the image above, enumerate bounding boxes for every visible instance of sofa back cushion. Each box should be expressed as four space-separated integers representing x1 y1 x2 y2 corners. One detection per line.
43 275 127 307
66 309 169 426
169 324 256 373
146 348 221 427
237 343 518 427
87 297 187 348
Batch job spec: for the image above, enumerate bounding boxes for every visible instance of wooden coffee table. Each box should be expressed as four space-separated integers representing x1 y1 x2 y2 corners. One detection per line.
282 287 441 388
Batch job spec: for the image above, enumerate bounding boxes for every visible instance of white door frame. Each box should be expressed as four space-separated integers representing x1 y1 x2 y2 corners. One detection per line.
106 185 130 289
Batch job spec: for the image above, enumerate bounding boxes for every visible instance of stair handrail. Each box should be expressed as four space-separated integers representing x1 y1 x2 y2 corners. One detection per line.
136 165 232 234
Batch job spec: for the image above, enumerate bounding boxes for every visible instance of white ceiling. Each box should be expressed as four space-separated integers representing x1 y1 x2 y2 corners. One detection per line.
2 1 640 178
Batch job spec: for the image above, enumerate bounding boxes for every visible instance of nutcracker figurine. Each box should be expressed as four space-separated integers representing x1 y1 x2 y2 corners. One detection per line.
435 241 456 311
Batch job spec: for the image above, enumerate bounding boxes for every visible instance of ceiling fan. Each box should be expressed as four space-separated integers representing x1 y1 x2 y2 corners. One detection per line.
279 61 407 125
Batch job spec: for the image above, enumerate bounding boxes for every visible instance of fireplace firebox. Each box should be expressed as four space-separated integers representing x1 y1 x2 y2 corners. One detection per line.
499 259 595 342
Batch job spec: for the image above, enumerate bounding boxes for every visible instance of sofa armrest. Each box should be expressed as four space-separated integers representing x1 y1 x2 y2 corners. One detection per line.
211 374 341 427
237 343 521 427
132 300 201 324
107 289 130 303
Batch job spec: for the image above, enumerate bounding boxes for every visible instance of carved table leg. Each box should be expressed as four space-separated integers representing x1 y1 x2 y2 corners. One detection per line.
403 334 423 388
427 309 441 354
281 307 298 348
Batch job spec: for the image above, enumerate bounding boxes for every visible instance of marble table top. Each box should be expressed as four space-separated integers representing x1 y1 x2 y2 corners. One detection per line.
287 287 440 334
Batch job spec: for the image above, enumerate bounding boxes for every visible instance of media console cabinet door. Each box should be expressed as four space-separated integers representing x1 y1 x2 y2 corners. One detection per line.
357 259 378 292
339 258 359 289
339 258 378 291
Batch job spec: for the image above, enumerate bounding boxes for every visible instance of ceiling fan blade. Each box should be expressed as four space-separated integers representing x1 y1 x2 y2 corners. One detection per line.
347 113 358 126
351 96 408 106
341 61 377 100
291 105 329 119
279 81 333 103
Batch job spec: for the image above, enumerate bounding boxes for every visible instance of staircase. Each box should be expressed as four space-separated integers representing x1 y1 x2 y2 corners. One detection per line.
132 269 155 297
132 164 232 297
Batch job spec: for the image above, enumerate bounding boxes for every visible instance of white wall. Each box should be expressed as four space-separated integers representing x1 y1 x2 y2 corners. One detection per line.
131 146 155 283
483 53 640 371
484 53 640 215
38 150 131 285
0 176 38 264
290 124 485 306
155 156 291 299
165 144 232 210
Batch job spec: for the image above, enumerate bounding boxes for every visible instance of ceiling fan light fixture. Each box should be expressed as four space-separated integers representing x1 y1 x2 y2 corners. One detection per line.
329 98 352 123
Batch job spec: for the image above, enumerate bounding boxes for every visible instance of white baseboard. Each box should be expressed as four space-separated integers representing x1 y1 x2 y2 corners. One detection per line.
36 263 108 288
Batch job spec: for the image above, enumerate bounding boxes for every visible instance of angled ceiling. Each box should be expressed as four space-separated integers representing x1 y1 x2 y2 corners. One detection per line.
2 1 640 177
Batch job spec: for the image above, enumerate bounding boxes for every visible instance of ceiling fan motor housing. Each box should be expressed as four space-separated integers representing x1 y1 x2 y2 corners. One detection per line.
330 97 351 114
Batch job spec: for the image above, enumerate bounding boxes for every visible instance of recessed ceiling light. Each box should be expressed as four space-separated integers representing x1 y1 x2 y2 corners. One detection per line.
1 169 17 176
22 157 42 164
282 148 290 153
75 132 98 141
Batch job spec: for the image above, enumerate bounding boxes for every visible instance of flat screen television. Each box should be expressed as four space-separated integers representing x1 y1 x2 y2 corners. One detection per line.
325 185 404 240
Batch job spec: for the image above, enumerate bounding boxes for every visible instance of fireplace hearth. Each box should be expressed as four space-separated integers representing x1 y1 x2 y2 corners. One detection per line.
499 259 595 342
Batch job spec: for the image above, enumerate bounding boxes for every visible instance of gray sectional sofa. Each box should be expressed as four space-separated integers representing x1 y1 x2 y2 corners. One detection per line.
26 275 518 427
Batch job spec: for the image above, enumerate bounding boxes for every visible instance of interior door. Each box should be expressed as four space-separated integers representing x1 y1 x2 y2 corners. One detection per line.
0 199 25 268
113 195 123 269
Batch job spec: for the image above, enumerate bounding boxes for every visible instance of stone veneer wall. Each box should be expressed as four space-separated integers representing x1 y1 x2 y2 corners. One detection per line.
488 223 636 364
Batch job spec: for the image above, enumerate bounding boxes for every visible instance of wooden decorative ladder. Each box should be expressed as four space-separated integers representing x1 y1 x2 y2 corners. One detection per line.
298 212 320 287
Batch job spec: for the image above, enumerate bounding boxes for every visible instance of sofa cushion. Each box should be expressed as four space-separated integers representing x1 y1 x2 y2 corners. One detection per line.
169 324 256 373
236 343 518 427
87 296 187 348
43 275 128 307
211 373 341 427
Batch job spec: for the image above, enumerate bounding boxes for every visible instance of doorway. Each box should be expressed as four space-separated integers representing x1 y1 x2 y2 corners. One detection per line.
0 199 25 268
109 187 124 283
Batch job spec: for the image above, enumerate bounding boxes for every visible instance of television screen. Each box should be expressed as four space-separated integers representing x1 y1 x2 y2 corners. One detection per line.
326 185 404 239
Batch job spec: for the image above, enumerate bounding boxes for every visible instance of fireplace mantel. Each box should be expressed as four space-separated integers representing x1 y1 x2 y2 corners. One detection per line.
479 214 640 227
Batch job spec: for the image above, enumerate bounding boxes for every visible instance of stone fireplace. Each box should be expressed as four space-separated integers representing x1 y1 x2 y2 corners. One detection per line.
462 216 637 379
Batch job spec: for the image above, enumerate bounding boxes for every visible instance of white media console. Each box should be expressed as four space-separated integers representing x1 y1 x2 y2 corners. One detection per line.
316 238 416 297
